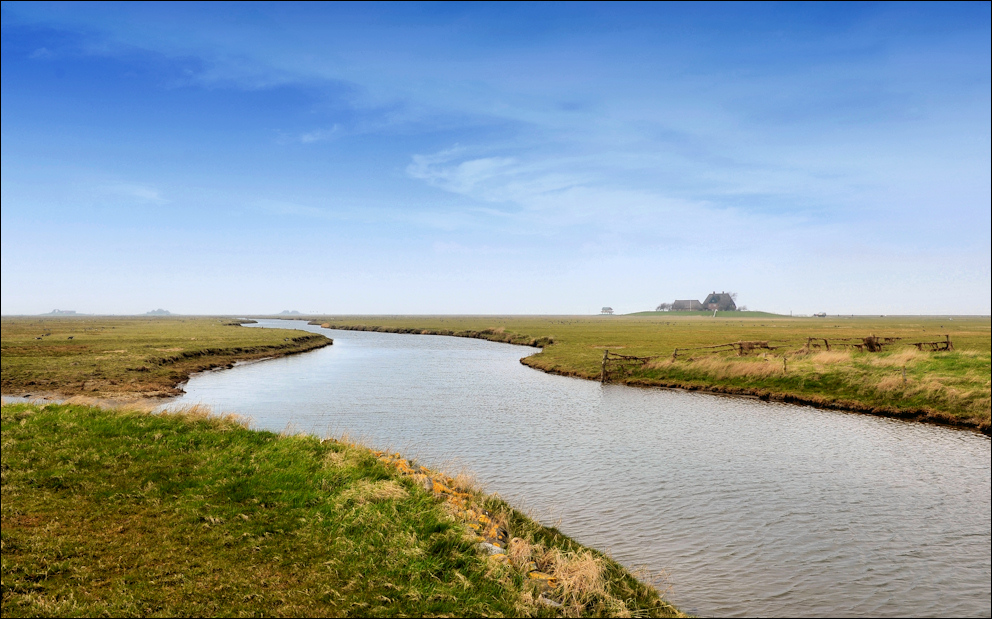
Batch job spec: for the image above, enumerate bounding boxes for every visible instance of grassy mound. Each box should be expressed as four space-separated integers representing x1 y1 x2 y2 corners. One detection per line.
1 402 682 618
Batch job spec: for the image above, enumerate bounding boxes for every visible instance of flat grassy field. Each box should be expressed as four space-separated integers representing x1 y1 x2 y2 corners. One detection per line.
1 316 330 399
305 314 991 432
1 402 681 618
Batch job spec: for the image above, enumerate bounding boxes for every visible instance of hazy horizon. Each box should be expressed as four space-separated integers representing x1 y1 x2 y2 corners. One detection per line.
3 3 989 316
6 310 990 319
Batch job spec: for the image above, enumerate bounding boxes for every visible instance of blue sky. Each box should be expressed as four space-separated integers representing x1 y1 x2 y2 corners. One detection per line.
2 2 989 315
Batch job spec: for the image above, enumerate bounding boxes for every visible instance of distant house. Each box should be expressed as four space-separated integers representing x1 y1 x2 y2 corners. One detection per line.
672 299 702 311
703 292 737 311
601 307 614 315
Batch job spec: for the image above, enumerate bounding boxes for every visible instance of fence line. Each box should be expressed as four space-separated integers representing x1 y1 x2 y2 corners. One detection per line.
600 335 954 383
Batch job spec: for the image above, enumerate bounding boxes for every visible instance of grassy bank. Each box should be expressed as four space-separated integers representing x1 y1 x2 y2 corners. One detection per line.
1 316 331 399
1 402 681 618
302 314 990 433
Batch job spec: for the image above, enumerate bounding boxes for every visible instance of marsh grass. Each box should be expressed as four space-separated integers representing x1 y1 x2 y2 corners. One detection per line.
1 316 330 398
1 402 680 617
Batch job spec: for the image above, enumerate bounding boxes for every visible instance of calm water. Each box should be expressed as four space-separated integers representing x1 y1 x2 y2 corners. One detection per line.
169 320 991 617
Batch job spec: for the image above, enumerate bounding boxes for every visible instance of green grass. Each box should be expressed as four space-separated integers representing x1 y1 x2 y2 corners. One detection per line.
1 316 330 398
305 314 991 432
1 402 681 618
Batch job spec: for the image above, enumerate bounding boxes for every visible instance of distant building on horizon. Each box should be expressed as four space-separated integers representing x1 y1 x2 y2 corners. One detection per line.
665 292 739 312
601 307 614 314
703 291 737 312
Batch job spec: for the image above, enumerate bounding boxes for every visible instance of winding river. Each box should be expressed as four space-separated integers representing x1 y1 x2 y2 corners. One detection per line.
168 320 991 617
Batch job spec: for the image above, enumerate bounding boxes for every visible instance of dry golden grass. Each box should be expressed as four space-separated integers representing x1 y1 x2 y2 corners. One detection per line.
542 547 609 611
870 348 925 367
808 350 852 364
323 450 347 468
339 479 410 505
876 375 905 393
869 374 987 414
508 536 536 567
451 470 484 495
363 451 680 616
159 403 250 429
669 356 784 379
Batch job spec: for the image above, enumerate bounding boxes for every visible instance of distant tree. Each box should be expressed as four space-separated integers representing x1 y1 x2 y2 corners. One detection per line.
730 292 738 302
655 302 672 311
739 305 748 311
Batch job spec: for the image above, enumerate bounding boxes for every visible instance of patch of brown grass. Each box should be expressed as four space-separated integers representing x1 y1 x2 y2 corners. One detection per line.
323 450 347 468
61 394 158 413
507 537 535 568
540 547 609 613
685 356 783 378
875 375 905 393
871 348 925 367
340 480 409 505
808 350 852 365
450 470 483 494
158 403 250 429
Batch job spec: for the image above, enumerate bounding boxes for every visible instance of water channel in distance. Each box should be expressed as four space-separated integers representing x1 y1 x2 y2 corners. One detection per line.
167 320 991 617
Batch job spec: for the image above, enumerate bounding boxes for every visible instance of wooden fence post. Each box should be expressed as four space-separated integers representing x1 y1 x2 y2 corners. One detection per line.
601 349 609 383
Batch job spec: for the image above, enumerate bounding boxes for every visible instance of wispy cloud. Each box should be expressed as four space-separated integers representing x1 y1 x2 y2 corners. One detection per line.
28 47 55 60
102 183 167 204
405 145 817 258
299 125 340 143
408 150 519 197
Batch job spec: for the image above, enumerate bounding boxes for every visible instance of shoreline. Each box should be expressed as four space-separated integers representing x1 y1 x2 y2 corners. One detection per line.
527 358 990 435
314 322 990 436
0 321 332 401
1 400 684 617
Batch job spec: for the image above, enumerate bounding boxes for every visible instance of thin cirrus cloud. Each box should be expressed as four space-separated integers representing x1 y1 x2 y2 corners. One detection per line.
299 125 340 144
102 183 167 204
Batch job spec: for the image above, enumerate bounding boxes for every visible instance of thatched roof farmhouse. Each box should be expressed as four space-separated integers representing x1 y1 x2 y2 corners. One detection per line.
703 291 737 311
665 292 738 312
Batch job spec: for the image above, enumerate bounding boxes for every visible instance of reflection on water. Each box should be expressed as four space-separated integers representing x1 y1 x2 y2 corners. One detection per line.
168 320 991 618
